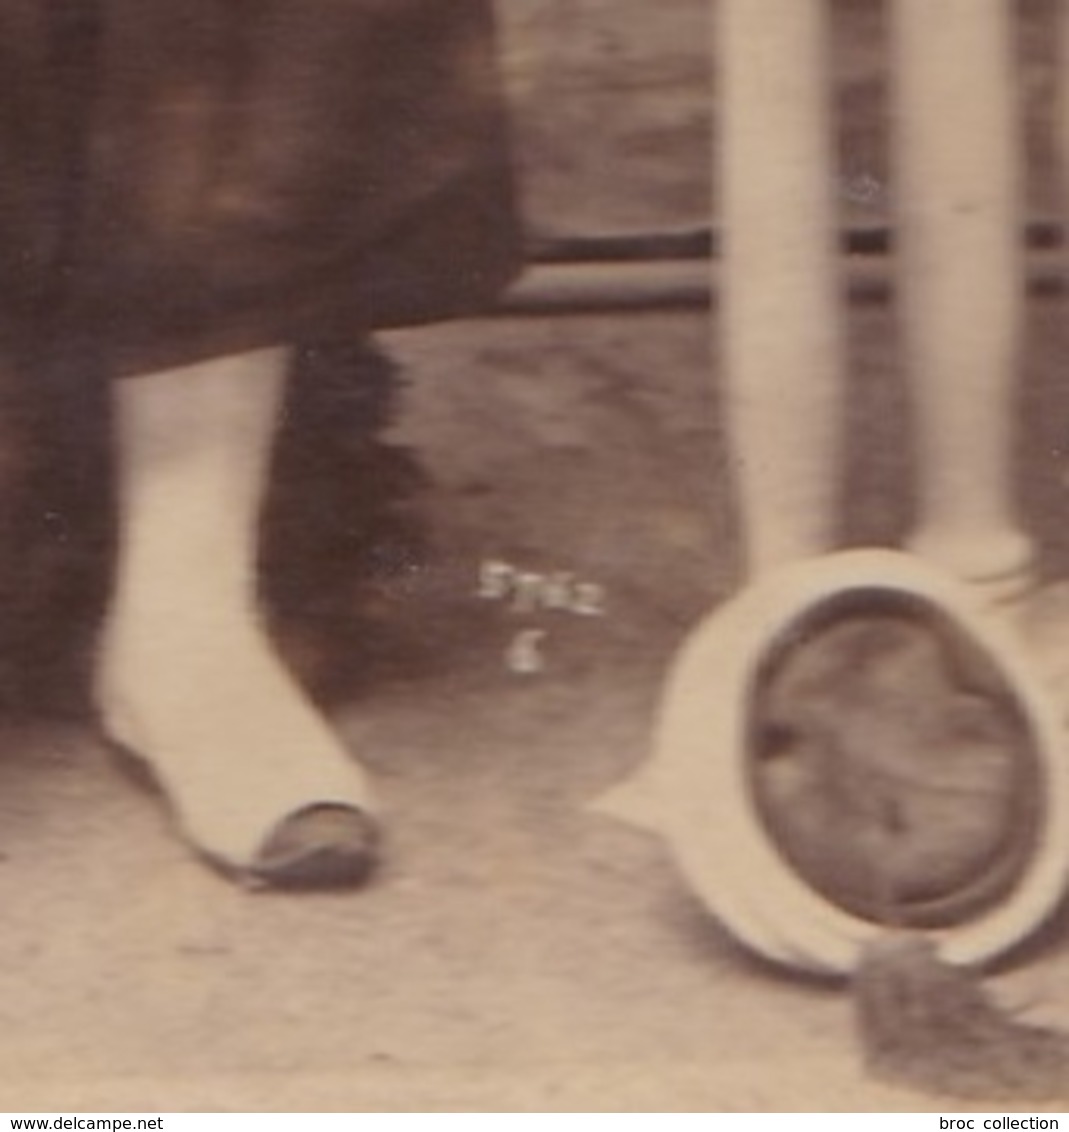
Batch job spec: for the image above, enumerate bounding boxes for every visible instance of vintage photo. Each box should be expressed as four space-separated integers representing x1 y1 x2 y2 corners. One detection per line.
1 0 1069 1113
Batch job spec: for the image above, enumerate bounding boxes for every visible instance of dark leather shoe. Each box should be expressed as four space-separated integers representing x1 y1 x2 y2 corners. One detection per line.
245 803 380 889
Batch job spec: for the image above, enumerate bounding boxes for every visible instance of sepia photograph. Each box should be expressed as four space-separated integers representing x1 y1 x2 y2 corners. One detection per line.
1 0 1069 1114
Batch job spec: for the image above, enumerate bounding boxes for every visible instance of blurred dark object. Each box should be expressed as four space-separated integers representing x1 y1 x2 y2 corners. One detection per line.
855 934 1069 1102
262 338 432 690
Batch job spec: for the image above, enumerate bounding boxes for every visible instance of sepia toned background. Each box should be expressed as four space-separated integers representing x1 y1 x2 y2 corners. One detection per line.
2 0 1069 1111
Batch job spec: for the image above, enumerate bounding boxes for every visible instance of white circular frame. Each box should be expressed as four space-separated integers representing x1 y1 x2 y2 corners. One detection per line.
652 549 1069 976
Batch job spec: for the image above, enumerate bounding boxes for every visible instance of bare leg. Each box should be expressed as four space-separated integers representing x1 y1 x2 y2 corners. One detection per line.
719 0 845 576
894 0 1034 597
96 346 377 884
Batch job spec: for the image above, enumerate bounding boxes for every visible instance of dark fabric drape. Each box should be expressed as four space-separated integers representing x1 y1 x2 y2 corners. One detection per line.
0 0 520 376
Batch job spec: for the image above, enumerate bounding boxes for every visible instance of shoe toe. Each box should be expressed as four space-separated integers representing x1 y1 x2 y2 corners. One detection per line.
250 803 380 889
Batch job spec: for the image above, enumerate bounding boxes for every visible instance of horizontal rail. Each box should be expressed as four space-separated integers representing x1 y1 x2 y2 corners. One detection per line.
527 218 1065 265
499 246 1065 315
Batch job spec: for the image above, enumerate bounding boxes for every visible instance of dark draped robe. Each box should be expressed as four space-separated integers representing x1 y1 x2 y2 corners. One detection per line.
0 0 520 376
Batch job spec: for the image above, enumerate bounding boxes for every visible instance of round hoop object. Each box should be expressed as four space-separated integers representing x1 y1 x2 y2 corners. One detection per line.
650 549 1069 976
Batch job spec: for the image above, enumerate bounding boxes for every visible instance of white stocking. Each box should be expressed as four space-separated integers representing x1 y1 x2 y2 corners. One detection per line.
96 347 375 871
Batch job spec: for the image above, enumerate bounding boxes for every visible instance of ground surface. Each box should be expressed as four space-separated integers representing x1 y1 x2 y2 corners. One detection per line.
3 1 1069 1113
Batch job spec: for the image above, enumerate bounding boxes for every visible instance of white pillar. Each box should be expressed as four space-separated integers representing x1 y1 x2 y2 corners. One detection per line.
894 0 1033 595
719 0 844 576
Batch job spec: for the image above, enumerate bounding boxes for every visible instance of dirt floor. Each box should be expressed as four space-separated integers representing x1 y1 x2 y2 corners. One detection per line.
4 1 1069 1114
3 301 1069 1111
